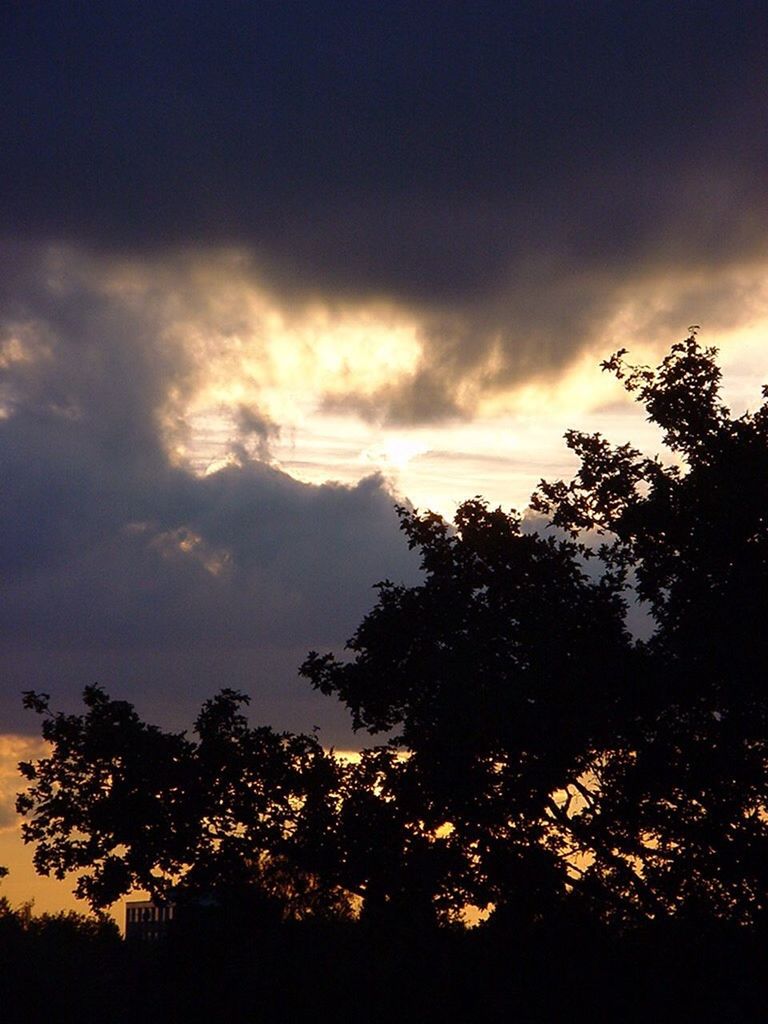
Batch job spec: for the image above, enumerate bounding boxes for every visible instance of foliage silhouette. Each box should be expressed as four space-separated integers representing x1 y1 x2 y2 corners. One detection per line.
16 685 353 917
0 887 120 1024
301 497 637 921
533 333 768 922
15 333 768 933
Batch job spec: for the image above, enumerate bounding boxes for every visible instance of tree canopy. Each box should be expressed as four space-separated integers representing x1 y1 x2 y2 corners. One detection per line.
16 686 352 918
15 334 768 929
301 497 635 922
533 335 768 923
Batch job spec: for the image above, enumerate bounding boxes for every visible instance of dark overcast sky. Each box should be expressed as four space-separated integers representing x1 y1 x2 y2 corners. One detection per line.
4 2 767 290
1 1 767 742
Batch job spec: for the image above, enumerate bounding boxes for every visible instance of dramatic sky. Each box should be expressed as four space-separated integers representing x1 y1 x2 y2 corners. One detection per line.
1 0 768 909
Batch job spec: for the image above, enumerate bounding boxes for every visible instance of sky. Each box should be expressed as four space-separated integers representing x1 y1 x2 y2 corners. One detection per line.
2 1 768 913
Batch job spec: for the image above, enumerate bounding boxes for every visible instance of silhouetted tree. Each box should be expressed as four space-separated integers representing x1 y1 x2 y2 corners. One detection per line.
533 334 768 922
17 335 768 933
326 745 469 926
302 497 636 922
17 686 354 918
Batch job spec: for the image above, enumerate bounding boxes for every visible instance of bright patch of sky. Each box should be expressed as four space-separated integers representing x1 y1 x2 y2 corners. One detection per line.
181 311 768 522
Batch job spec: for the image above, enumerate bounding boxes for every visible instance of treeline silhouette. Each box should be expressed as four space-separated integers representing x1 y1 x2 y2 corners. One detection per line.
6 336 768 1022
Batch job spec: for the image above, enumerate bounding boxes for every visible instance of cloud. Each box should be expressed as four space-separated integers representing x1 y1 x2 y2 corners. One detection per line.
0 242 761 745
1 5 767 743
0 736 47 833
235 404 280 462
1 4 767 422
0 249 421 743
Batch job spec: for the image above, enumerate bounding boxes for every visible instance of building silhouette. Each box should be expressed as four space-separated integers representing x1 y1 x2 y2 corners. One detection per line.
125 899 175 942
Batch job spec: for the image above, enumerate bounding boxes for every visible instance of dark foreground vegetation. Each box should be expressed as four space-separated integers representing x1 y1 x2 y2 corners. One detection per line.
5 335 768 1021
2 896 768 1023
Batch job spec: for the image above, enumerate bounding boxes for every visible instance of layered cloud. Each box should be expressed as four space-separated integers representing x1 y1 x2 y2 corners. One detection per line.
2 3 768 747
2 3 767 423
0 248 421 741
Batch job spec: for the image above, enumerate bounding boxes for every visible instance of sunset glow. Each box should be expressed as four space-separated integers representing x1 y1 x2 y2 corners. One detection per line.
2 2 768 949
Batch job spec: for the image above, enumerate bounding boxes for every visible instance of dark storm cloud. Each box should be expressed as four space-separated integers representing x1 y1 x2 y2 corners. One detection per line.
2 2 767 420
0 250 420 742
